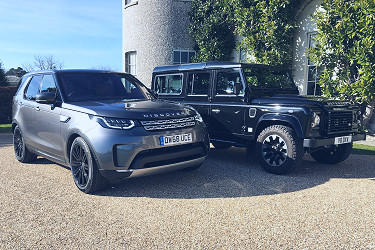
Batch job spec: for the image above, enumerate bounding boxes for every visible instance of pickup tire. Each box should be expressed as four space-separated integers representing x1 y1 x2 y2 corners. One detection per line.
70 137 107 193
310 143 352 164
256 125 303 174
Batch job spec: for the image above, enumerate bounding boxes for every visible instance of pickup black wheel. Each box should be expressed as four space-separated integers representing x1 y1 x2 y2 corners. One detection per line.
256 125 303 174
310 143 352 164
70 137 107 193
13 125 37 163
212 141 232 149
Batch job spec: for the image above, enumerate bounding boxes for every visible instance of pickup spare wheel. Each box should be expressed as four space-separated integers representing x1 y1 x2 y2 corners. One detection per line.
256 125 303 174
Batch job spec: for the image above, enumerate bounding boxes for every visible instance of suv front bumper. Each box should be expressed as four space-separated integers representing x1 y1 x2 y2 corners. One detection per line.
303 133 366 148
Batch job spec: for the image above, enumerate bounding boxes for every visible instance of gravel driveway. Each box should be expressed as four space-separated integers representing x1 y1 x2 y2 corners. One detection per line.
1 133 375 248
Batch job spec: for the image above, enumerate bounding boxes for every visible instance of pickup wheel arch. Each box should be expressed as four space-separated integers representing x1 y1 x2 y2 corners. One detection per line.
255 114 304 139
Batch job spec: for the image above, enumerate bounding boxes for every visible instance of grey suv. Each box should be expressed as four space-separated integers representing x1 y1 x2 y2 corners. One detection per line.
12 70 209 193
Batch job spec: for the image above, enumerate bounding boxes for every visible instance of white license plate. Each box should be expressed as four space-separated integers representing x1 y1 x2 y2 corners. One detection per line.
334 135 352 145
160 133 192 146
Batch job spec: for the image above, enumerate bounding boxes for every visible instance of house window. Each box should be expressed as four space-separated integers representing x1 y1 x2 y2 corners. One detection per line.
173 50 196 64
306 33 322 96
125 52 136 75
125 0 135 4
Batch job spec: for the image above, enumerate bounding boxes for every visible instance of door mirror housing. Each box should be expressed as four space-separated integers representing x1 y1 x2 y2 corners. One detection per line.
233 82 242 96
36 92 56 104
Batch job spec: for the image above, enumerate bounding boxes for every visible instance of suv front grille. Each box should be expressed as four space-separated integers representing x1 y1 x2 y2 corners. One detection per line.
327 111 353 134
140 117 195 131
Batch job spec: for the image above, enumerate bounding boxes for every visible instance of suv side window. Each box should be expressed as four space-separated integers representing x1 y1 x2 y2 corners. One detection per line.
40 75 57 93
187 72 210 95
216 70 244 95
154 74 183 95
24 75 42 101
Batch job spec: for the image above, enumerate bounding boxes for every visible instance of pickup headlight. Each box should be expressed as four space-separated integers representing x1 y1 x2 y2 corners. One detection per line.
311 112 321 128
96 116 135 130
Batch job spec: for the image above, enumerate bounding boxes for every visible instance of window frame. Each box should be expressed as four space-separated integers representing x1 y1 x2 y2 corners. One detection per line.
173 50 196 65
306 32 322 96
214 68 245 97
125 51 137 76
186 71 211 97
153 73 184 96
23 74 43 101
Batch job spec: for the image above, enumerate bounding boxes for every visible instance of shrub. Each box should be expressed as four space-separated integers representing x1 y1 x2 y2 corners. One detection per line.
0 86 17 124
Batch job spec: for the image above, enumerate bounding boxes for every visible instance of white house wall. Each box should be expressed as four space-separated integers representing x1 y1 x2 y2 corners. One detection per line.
292 0 322 94
123 0 195 86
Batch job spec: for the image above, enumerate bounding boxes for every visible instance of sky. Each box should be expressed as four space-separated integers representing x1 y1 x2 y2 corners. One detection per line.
0 0 122 71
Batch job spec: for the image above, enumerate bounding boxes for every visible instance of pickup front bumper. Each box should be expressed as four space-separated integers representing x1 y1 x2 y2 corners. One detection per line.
303 134 366 148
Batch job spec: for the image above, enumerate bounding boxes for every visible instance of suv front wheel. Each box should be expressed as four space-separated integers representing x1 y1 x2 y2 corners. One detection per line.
70 137 107 193
256 125 303 174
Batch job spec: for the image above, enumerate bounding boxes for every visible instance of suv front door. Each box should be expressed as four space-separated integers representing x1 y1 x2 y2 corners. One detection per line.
34 74 64 161
210 69 247 142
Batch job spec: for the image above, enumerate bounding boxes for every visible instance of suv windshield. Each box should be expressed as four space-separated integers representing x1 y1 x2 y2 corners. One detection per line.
243 67 298 96
57 72 154 102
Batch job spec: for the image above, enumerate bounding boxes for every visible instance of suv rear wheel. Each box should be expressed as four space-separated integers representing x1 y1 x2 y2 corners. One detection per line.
256 125 303 174
13 125 37 163
70 137 107 193
310 143 352 164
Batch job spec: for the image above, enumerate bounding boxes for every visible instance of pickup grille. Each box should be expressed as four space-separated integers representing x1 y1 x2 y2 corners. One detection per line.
327 111 353 134
140 117 195 131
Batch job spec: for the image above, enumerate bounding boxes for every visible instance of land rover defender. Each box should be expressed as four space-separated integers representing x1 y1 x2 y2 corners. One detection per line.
152 62 365 174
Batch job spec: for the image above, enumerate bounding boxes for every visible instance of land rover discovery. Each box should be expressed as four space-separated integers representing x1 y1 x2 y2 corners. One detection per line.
12 70 209 193
152 62 365 174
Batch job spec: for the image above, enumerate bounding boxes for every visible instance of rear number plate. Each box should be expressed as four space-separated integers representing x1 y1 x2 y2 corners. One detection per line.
160 133 192 146
334 135 352 145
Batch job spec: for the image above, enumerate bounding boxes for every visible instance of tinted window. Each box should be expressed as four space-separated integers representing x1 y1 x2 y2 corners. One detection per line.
216 70 243 95
57 72 151 102
24 75 42 101
187 72 210 95
154 74 183 95
40 75 57 93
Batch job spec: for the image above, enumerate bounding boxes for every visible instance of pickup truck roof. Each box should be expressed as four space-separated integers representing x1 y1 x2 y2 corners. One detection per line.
153 62 288 73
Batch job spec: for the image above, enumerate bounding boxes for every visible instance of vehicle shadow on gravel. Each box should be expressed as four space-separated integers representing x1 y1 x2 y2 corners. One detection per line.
95 147 375 199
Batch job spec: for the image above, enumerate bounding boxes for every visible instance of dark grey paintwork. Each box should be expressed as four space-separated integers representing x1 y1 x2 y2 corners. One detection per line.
12 70 209 180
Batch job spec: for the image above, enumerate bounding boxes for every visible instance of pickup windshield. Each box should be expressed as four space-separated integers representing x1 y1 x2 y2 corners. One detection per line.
243 67 298 96
57 72 154 102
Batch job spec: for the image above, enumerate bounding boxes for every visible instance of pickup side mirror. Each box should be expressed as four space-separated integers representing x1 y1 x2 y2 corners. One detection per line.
36 92 56 104
233 82 242 96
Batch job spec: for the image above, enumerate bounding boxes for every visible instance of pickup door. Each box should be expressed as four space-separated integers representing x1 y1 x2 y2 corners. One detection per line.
209 69 247 142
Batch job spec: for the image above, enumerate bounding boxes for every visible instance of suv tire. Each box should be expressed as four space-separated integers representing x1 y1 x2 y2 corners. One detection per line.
310 143 352 164
256 125 303 174
70 137 107 193
13 125 37 163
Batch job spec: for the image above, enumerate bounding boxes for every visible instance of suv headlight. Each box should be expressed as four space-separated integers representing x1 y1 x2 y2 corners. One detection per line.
311 112 321 128
194 112 203 123
95 116 135 130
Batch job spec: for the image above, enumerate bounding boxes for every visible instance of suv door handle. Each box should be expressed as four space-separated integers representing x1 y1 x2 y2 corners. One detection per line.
212 109 221 113
34 106 40 111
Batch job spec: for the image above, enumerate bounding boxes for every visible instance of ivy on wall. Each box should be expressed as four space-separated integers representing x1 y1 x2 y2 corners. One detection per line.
310 0 375 126
189 0 301 67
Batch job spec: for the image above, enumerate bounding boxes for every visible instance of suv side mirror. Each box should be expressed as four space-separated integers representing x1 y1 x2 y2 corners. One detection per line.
233 82 242 96
36 92 56 104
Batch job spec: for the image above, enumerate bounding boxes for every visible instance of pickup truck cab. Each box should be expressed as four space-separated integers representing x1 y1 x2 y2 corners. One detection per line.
152 62 365 174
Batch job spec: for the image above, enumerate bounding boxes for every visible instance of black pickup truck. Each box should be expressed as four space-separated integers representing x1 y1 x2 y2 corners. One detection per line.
151 62 365 174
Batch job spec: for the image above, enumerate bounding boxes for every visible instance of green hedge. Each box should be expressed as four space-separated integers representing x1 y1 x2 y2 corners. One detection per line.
0 86 17 124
